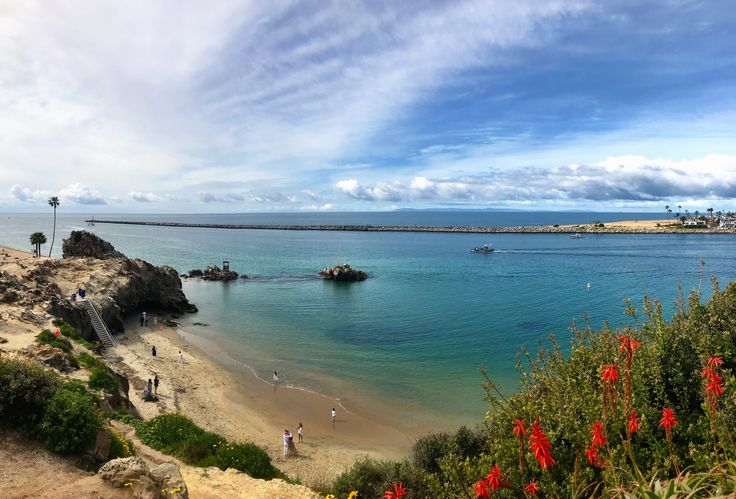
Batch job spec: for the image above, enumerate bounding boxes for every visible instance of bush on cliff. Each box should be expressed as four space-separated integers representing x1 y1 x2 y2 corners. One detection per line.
40 382 100 454
52 319 95 349
78 352 119 394
123 413 279 479
0 357 102 455
36 329 73 353
328 279 736 497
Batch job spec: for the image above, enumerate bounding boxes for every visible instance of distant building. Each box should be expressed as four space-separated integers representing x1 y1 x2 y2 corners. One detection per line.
719 219 736 229
683 219 707 227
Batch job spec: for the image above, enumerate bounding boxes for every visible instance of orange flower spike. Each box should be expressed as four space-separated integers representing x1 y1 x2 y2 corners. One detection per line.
707 356 724 368
706 376 725 398
529 416 556 469
524 480 540 497
512 418 527 438
486 465 503 492
590 421 607 447
659 408 678 431
383 483 407 499
627 410 640 434
474 478 489 499
601 364 620 383
584 445 599 466
618 335 641 355
701 366 718 381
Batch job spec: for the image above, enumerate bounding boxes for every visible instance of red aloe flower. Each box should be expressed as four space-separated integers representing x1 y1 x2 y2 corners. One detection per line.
618 335 641 355
590 421 607 447
384 482 407 499
706 376 725 398
584 444 599 466
524 480 540 497
529 416 556 469
474 478 489 499
486 465 503 492
707 356 724 368
659 408 678 431
701 366 719 381
627 410 640 435
601 364 620 383
512 418 527 438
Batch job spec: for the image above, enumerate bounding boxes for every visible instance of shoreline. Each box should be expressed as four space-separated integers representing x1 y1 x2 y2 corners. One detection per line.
84 218 736 234
111 317 416 484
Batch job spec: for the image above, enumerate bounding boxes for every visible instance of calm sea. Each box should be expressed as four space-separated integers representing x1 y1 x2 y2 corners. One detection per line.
2 212 734 429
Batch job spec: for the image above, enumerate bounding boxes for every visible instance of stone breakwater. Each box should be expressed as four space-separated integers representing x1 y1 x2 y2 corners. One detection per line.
86 219 736 234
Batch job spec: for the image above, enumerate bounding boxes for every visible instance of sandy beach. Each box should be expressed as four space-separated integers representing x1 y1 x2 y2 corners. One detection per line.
109 319 414 485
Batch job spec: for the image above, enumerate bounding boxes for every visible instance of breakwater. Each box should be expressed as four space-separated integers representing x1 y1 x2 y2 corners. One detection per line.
85 219 733 234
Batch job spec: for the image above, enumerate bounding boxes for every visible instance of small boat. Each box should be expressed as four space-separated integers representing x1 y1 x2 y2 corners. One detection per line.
471 243 494 253
570 233 583 239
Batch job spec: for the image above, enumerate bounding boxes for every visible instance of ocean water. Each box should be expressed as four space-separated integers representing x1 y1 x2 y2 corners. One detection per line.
2 212 734 429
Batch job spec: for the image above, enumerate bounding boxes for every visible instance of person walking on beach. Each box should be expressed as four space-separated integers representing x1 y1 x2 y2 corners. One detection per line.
153 374 159 395
151 345 157 359
143 311 148 327
331 408 336 424
178 350 183 362
297 422 304 443
282 429 291 457
140 313 145 327
146 378 153 399
273 371 279 383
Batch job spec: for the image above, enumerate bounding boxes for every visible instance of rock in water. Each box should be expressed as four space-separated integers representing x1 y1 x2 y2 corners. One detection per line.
319 264 368 281
62 231 125 259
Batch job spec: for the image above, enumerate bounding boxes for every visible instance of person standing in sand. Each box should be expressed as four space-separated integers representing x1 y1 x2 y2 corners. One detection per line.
331 408 336 424
140 313 144 327
178 350 183 362
153 374 159 395
143 311 148 327
297 422 304 443
273 371 279 383
282 429 291 457
151 345 157 359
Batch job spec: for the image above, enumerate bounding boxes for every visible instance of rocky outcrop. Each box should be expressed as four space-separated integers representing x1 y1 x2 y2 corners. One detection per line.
98 457 188 499
319 264 368 281
24 344 73 372
46 232 198 339
186 265 240 281
62 231 125 259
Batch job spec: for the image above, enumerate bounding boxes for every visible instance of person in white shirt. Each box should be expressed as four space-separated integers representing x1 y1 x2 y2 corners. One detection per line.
297 422 304 443
331 408 336 424
282 429 291 456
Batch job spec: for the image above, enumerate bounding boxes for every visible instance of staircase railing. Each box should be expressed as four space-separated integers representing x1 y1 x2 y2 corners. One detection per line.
81 299 116 348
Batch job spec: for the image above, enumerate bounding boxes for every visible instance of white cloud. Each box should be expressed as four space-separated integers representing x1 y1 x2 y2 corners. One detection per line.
59 183 106 205
128 191 164 203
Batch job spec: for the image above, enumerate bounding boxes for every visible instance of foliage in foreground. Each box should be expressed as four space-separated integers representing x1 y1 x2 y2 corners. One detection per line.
0 356 101 454
117 413 279 480
328 279 736 497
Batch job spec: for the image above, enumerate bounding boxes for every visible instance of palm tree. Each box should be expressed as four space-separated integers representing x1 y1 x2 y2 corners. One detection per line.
677 205 682 218
665 205 670 216
30 232 47 257
708 207 714 218
48 196 60 257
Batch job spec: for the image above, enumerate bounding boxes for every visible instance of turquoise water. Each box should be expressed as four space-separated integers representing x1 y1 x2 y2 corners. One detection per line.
2 212 734 429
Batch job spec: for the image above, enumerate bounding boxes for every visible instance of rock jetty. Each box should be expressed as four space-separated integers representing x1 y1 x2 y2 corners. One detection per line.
319 264 368 281
84 219 736 234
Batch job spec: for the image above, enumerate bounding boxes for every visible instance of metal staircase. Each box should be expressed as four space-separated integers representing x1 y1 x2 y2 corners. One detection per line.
81 299 116 348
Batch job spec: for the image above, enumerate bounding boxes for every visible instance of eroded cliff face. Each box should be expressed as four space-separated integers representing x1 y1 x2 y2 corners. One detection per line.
27 231 198 339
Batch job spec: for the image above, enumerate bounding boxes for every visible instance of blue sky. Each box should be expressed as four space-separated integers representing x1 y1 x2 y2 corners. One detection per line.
1 0 735 213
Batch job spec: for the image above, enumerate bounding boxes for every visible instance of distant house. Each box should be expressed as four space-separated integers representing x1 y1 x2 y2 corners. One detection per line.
683 219 707 227
719 219 736 229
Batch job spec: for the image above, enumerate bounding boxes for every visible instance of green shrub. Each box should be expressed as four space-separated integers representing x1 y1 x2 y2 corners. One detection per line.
89 366 118 394
331 457 435 499
0 356 60 428
40 382 100 454
109 425 135 458
129 413 278 479
212 442 277 480
412 432 451 474
77 352 97 369
52 319 95 349
36 329 73 353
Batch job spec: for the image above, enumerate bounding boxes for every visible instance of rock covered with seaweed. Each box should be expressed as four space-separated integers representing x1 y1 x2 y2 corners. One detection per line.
319 264 368 281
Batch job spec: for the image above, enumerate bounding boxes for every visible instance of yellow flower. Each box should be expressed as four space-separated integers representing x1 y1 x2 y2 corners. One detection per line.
348 492 359 499
324 495 336 499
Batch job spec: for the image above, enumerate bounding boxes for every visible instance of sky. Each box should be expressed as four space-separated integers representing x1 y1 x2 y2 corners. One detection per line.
1 0 735 213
